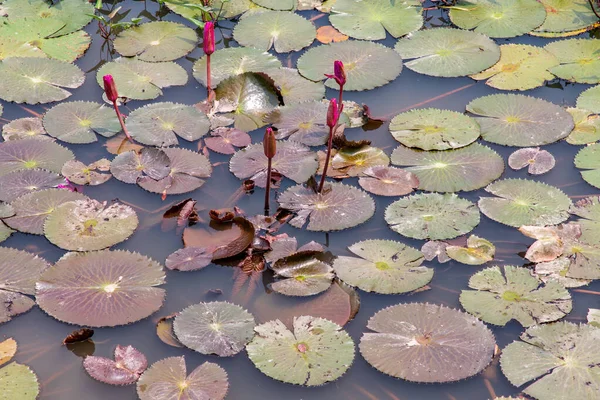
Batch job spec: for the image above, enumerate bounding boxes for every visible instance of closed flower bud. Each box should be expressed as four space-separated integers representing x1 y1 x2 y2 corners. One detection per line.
327 98 339 128
203 21 215 56
102 75 118 102
263 127 276 158
325 60 346 87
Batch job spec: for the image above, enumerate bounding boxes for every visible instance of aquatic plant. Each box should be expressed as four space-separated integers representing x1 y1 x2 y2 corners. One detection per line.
263 127 276 214
102 74 132 142
203 20 215 99
318 97 341 193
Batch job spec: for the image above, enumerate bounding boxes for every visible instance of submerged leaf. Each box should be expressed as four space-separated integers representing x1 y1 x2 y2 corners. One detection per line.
508 147 555 175
83 345 147 385
165 247 212 272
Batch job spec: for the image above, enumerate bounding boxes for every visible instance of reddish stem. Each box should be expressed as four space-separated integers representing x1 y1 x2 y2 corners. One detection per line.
112 100 133 142
337 85 344 114
264 157 272 215
318 124 335 194
206 54 212 99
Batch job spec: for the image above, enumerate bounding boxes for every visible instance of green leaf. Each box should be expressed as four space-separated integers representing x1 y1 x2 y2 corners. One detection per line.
266 101 329 146
545 39 600 84
565 108 600 145
446 235 495 265
271 251 334 296
577 85 600 114
0 362 39 400
533 0 599 35
0 138 74 177
1 0 94 35
264 68 325 105
575 144 600 189
252 0 295 10
1 117 46 141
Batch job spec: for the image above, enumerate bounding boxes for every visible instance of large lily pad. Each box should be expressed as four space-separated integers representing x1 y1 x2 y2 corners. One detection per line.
246 316 354 386
544 39 600 84
265 68 325 105
508 147 555 175
385 193 480 240
1 0 94 35
466 93 574 146
0 169 63 202
270 251 334 296
577 85 600 114
575 143 600 189
0 362 39 400
110 148 171 185
358 166 419 197
394 28 500 77
36 250 166 327
297 41 402 91
565 108 600 144
446 235 495 265
0 138 74 177
359 303 495 383
0 37 45 60
533 0 599 35
391 142 503 192
267 101 329 146
83 345 147 386
2 117 46 141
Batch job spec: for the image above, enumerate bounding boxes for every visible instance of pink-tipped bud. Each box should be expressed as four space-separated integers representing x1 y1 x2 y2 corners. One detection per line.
327 98 339 128
103 75 118 102
325 60 346 87
203 21 215 56
263 127 276 159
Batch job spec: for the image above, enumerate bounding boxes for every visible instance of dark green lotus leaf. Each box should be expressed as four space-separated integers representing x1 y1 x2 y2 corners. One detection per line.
110 148 171 185
533 0 599 35
173 301 255 357
446 235 495 265
253 0 294 10
36 249 165 327
0 36 45 60
83 344 147 386
470 44 559 90
44 199 138 251
0 169 63 202
193 47 281 88
330 0 422 40
330 145 389 177
264 68 325 105
544 39 600 84
204 128 251 155
385 193 480 240
137 357 228 400
570 196 600 245
0 57 84 104
535 258 591 288
96 58 187 101
247 316 354 386
0 138 74 177
358 166 419 197
278 182 375 232
266 101 329 146
421 241 451 263
2 117 46 141
270 251 334 296
395 28 500 77
359 303 495 383
565 108 600 144
466 93 574 146
500 322 600 400
42 101 121 144
1 0 94 35
574 144 600 189
126 102 210 147
62 159 112 186
0 362 39 400
165 247 212 272
114 21 197 62
577 85 600 114
508 147 555 175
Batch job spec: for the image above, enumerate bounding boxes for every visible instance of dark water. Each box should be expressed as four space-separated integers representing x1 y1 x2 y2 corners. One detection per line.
1 1 599 399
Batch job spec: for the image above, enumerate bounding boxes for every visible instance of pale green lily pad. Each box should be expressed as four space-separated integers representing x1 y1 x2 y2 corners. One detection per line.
44 199 138 251
535 258 591 288
330 0 422 40
234 11 315 53
385 193 480 240
470 44 559 91
390 142 504 193
0 362 39 400
460 265 572 327
466 93 574 146
270 251 334 296
500 322 600 400
544 39 600 84
126 102 210 147
333 239 433 294
193 47 281 88
1 117 46 141
577 85 600 114
266 101 329 146
565 108 600 145
110 148 171 184
575 144 600 189
114 21 197 62
61 159 112 186
394 28 500 77
1 0 94 35
96 58 187 101
0 169 64 202
389 108 480 150
588 309 600 327
570 196 600 245
265 68 325 105
446 235 495 265
246 316 355 386
0 138 74 177
42 101 121 144
0 57 84 104
508 147 555 175
298 41 403 91
533 0 599 35
253 0 295 10
0 223 13 244
165 0 252 19
358 166 419 197
0 36 45 60
330 145 389 177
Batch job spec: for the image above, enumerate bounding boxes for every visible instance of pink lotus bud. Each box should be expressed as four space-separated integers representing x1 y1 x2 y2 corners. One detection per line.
263 127 276 159
203 21 215 56
327 98 339 128
103 75 118 102
325 60 346 87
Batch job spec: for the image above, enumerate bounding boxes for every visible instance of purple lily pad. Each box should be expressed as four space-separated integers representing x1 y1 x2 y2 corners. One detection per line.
165 247 212 272
0 169 64 203
204 127 251 155
508 147 555 175
83 345 148 386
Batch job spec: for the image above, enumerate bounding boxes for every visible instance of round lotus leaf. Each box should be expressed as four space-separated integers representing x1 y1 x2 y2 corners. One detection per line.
508 147 555 175
278 182 375 232
0 57 84 104
0 247 50 296
0 138 74 177
500 322 600 400
298 41 402 91
270 251 334 296
466 93 574 146
386 193 479 240
36 249 165 327
44 199 138 251
359 303 495 383
565 108 600 145
42 101 121 144
570 196 600 246
358 166 419 197
62 159 112 186
470 44 559 90
110 148 171 185
247 316 354 386
391 142 503 193
83 344 147 386
544 39 600 84
389 108 480 150
577 85 600 114
2 117 46 141
114 21 197 62
252 0 294 9
0 36 46 60
535 258 591 288
0 169 63 202
330 0 422 40
449 0 546 38
264 68 325 105
0 362 39 400
1 0 94 35
193 47 281 88
446 235 495 265
137 357 228 400
394 28 500 77
165 247 212 272
574 144 600 189
267 101 329 146
96 58 187 101
478 179 571 227
533 0 599 35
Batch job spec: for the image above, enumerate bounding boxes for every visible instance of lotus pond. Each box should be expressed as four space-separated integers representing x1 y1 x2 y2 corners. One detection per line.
1 0 600 399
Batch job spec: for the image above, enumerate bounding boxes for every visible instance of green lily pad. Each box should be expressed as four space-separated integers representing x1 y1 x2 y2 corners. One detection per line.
359 303 496 383
470 44 559 90
0 169 64 202
270 251 334 296
0 223 13 244
508 147 555 175
247 316 354 386
533 0 599 35
575 143 600 189
449 0 546 38
266 101 329 146
0 138 74 177
265 68 325 105
358 166 419 197
385 193 480 240
110 148 171 185
96 58 187 101
446 235 495 265
114 21 197 62
253 0 295 10
298 41 403 91
570 196 600 245
331 145 389 177
2 117 46 141
460 265 572 327
0 362 39 400
394 28 500 77
565 108 600 144
544 39 600 84
0 37 45 60
62 159 112 186
329 0 422 40
577 85 600 114
466 93 574 146
0 57 84 104
165 0 252 19
389 108 480 150
1 0 94 35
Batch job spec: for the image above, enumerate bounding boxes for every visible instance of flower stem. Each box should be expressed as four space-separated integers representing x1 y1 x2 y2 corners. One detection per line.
206 54 212 99
318 124 335 194
112 100 132 143
264 157 272 215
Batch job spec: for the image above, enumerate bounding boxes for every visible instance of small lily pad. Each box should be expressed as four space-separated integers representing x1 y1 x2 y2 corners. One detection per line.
577 85 600 114
358 166 419 197
270 251 334 296
0 169 64 202
0 362 39 400
533 0 599 35
110 148 171 185
574 144 600 189
544 39 600 84
265 68 325 105
165 247 212 272
83 345 147 385
2 117 46 141
421 241 451 263
266 101 329 146
446 235 495 265
62 159 112 186
204 128 251 155
330 145 389 177
508 148 555 175
565 108 600 144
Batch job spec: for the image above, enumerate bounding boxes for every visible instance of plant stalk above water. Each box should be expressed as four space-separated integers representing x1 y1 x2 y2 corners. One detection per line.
264 127 277 215
103 74 132 143
204 21 215 99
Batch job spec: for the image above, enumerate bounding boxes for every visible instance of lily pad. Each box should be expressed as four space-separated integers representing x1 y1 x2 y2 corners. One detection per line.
446 235 495 265
535 258 591 288
83 345 147 385
265 68 325 105
330 145 389 177
394 28 500 77
574 144 600 189
278 182 375 232
173 301 255 357
0 338 17 366
0 362 39 400
533 0 599 35
565 107 600 144
204 128 251 155
359 303 495 383
544 39 600 84
466 93 574 146
1 117 46 141
0 169 64 202
0 37 45 60
1 0 94 35
577 85 600 113
588 309 600 327
390 142 504 192
570 196 600 245
270 251 334 296
385 193 480 240
110 148 171 185
267 101 329 146
508 147 555 175
36 249 166 327
62 159 112 186
253 0 294 9
246 316 354 386
358 166 419 197
165 247 212 272
421 241 451 263
297 41 403 91
0 138 74 177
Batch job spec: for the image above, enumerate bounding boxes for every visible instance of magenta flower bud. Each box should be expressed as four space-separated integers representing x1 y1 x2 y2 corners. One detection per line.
203 21 215 56
324 60 346 87
103 75 118 102
263 127 276 159
327 98 339 128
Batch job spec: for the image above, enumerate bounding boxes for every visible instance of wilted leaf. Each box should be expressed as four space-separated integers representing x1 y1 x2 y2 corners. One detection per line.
508 147 555 175
83 345 147 386
63 328 94 345
316 25 349 44
446 235 495 265
0 338 17 366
